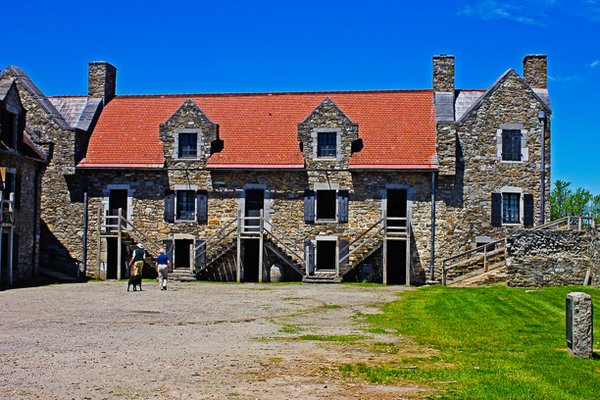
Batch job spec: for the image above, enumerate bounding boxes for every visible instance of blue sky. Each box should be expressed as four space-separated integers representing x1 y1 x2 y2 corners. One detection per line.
2 0 599 194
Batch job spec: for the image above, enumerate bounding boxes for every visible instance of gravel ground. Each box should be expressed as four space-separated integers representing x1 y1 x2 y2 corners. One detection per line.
0 280 427 400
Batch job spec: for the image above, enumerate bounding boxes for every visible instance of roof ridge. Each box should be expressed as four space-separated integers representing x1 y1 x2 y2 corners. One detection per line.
112 88 434 99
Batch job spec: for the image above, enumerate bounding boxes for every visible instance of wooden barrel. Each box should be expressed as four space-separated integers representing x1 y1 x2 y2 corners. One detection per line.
270 264 283 283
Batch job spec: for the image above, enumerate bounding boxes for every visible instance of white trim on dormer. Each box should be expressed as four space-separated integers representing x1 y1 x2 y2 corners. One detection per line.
173 128 203 161
311 128 343 162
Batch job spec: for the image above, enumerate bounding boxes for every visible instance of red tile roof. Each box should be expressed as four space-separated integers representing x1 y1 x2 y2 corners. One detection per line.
79 90 437 169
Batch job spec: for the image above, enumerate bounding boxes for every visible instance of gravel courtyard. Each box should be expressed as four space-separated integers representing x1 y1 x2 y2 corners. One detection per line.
0 281 426 400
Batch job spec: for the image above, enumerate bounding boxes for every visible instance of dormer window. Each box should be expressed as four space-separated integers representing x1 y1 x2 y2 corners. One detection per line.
178 133 198 158
317 132 336 157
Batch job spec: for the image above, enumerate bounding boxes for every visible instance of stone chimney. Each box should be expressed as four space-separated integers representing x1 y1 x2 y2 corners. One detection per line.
88 61 117 104
433 55 455 93
433 55 455 124
523 55 547 89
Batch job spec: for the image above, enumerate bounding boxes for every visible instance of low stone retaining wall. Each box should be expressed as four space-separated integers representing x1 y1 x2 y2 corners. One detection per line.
505 230 599 287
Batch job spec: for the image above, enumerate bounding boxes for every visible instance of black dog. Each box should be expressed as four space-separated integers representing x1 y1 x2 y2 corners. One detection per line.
127 275 142 292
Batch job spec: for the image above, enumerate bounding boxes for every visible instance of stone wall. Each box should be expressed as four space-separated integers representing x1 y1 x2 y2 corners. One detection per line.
431 69 551 280
1 149 43 282
82 168 434 284
505 230 598 287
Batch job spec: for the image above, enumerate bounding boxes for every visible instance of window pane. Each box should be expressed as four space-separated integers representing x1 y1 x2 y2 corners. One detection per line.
179 133 198 158
177 190 195 220
318 132 336 157
502 193 520 223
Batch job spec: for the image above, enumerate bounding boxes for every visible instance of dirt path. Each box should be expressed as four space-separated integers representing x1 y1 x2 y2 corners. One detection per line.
0 281 427 399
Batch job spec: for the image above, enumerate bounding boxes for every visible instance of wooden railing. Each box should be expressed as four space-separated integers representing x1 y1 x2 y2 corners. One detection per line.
442 238 506 286
339 213 410 274
98 208 163 257
1 195 14 225
440 215 597 286
193 217 238 268
532 216 595 231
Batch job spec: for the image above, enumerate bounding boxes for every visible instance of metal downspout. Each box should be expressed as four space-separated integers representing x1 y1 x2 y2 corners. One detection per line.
430 171 436 282
82 191 88 280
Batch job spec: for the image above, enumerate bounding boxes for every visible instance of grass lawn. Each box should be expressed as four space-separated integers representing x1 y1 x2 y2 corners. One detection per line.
343 285 600 399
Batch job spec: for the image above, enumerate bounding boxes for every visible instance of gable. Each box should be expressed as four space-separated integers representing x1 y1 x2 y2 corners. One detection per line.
456 69 551 126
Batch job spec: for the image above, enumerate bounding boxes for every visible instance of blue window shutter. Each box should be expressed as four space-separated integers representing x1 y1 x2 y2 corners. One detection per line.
304 190 315 223
338 190 348 223
164 191 175 223
491 193 502 227
196 190 208 224
523 194 534 227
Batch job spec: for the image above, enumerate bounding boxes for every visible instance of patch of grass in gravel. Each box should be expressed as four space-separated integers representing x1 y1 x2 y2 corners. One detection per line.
298 334 365 343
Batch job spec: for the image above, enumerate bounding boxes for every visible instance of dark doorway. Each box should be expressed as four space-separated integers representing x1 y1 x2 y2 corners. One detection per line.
387 240 408 285
243 239 259 282
174 239 193 270
245 189 264 231
1 232 9 284
109 189 128 230
106 238 127 280
316 240 336 271
387 189 407 227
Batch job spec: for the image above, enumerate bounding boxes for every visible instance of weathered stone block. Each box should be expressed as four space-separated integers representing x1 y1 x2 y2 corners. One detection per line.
566 292 593 359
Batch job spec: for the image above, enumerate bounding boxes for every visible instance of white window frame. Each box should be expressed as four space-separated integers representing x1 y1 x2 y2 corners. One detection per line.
174 129 202 160
500 186 523 227
496 124 528 163
174 184 198 222
314 183 339 223
311 128 342 161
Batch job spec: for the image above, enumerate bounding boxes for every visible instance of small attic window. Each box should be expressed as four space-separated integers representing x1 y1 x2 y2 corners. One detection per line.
317 132 336 157
178 133 198 158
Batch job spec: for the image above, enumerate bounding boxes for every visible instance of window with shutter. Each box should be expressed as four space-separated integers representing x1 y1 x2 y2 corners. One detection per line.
502 193 520 223
316 190 336 221
176 190 195 220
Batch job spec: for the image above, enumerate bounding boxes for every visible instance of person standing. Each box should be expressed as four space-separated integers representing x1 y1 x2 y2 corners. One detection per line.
129 243 146 277
156 248 172 290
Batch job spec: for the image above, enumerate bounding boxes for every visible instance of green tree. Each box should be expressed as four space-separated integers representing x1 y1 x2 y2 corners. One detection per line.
550 180 599 224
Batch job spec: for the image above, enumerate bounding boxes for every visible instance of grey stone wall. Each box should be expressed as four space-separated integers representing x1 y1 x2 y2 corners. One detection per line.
505 230 598 287
431 69 551 280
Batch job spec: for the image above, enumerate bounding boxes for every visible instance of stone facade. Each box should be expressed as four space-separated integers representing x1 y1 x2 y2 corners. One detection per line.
505 230 598 287
2 54 557 285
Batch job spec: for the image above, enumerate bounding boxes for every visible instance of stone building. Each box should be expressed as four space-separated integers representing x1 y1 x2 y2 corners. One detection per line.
0 78 46 285
0 55 551 284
